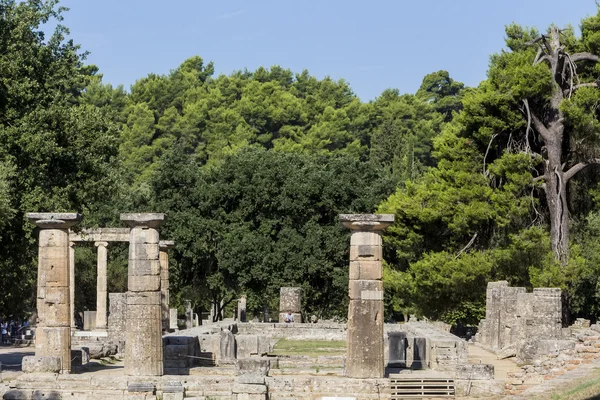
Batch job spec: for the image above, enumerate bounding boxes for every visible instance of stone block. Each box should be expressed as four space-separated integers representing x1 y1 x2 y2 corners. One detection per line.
349 244 382 261
387 331 407 367
128 382 156 393
279 287 302 312
349 231 382 247
129 258 161 277
120 213 166 230
164 344 189 359
236 335 258 357
257 336 271 355
232 383 268 394
236 358 269 384
2 389 34 400
346 299 384 378
357 261 382 280
128 275 161 292
348 280 383 301
22 356 61 373
412 337 427 369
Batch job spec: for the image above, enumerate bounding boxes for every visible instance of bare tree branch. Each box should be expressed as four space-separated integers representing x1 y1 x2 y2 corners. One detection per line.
533 175 548 182
571 82 598 91
483 134 498 177
455 233 478 259
570 52 600 63
564 159 600 182
529 107 553 142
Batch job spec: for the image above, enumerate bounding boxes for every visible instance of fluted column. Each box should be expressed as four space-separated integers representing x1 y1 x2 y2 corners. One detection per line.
121 213 166 376
340 214 394 379
95 241 109 330
26 213 82 374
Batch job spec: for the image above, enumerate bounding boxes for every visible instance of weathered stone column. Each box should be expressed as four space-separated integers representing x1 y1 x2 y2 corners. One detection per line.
184 299 193 329
95 241 109 330
340 213 394 379
69 241 76 330
159 240 174 331
121 213 166 376
26 213 82 374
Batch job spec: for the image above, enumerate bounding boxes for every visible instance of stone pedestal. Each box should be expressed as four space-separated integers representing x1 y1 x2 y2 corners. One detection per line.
340 213 394 379
95 241 109 330
238 295 247 322
27 212 82 374
169 308 178 331
121 213 166 376
159 240 174 331
279 287 302 323
108 293 127 356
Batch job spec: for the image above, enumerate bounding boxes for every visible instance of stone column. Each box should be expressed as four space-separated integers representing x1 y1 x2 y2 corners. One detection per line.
95 241 109 330
340 213 394 379
121 213 166 376
159 240 175 331
26 213 82 374
69 241 76 330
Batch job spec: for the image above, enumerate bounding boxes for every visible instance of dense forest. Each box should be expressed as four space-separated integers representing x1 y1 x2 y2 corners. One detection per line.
3 0 600 326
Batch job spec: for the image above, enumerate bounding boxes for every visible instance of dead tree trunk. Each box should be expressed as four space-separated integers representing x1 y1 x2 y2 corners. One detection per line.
527 26 600 265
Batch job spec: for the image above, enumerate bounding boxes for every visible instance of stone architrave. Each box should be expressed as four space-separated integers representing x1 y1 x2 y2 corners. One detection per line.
238 295 247 322
69 241 76 330
26 212 82 374
159 240 174 331
184 300 193 329
121 213 166 376
279 287 302 323
95 241 109 330
340 213 394 379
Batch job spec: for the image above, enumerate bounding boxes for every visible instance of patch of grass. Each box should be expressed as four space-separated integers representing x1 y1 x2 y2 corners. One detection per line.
270 339 346 357
544 368 600 400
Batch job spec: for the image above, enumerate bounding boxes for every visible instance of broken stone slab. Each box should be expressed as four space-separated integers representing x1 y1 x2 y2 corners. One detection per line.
232 383 268 394
21 356 61 373
497 343 517 359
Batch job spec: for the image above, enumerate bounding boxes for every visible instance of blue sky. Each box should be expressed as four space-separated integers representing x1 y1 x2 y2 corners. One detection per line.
55 1 598 100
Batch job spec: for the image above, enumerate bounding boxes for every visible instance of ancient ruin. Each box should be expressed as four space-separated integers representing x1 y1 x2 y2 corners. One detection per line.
121 212 166 376
5 214 600 399
24 212 82 374
340 213 394 378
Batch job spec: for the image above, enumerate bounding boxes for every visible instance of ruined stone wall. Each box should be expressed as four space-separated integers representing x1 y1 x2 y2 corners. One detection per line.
477 282 561 351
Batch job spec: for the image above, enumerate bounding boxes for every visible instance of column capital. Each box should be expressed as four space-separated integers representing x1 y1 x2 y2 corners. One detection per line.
69 241 76 248
339 214 394 231
159 240 175 250
26 213 82 229
94 241 109 248
120 213 166 229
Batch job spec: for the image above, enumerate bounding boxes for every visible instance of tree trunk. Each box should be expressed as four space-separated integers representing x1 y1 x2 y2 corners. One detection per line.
543 132 569 265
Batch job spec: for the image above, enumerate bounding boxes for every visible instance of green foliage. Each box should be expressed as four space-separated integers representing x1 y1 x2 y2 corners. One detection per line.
0 0 121 318
152 147 394 318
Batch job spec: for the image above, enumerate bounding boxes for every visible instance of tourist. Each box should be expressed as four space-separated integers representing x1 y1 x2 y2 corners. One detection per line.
1 322 7 344
284 312 294 323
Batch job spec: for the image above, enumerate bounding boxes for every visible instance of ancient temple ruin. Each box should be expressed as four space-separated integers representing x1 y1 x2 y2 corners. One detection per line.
476 281 562 351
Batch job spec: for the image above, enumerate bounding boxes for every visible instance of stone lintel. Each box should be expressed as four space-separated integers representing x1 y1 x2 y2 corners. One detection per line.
69 228 130 242
120 213 166 228
26 212 82 229
159 240 175 250
339 214 394 231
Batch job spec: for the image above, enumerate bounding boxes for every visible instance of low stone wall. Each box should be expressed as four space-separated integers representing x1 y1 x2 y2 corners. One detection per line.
238 322 347 340
504 324 600 395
